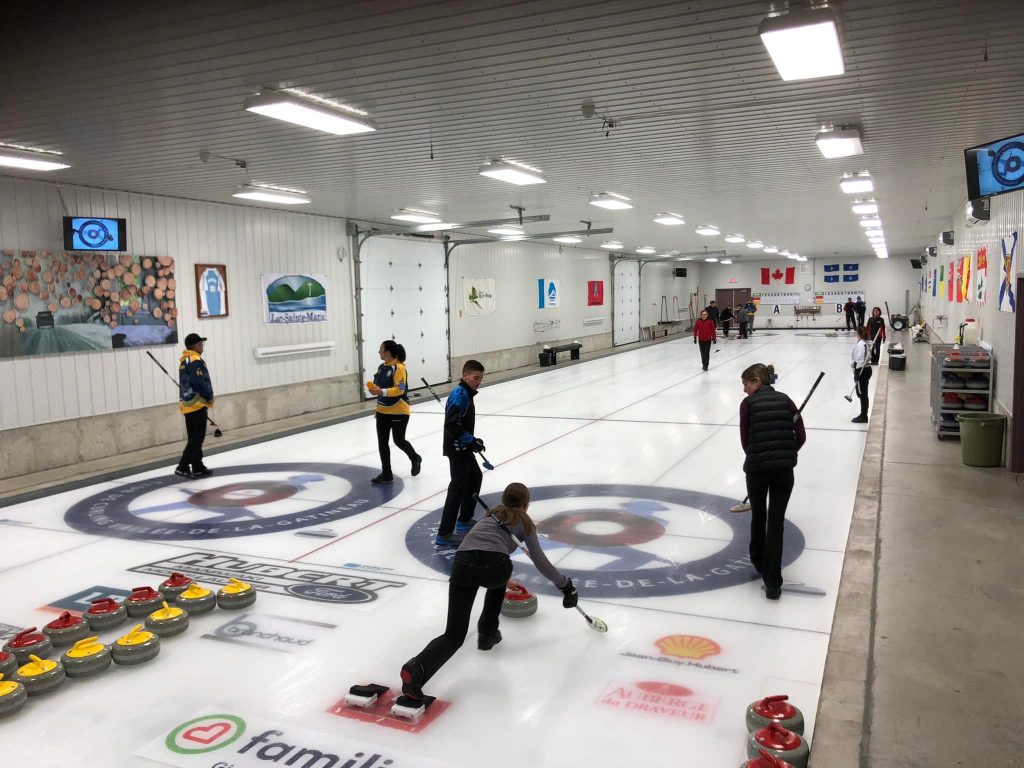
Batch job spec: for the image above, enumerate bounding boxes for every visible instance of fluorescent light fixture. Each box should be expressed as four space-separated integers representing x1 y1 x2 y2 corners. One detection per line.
0 144 71 171
244 89 375 135
859 217 882 228
391 208 441 224
724 233 746 243
553 235 582 244
653 212 685 225
705 257 719 263
695 224 720 236
875 251 889 259
590 192 633 210
636 246 657 254
417 222 460 231
815 127 863 158
852 199 879 215
865 228 884 237
720 259 733 265
763 245 779 254
796 255 808 262
779 250 793 257
759 7 844 81
600 240 624 250
746 241 764 250
488 225 525 236
478 158 546 186
785 253 798 260
840 172 873 194
869 237 886 244
232 184 311 204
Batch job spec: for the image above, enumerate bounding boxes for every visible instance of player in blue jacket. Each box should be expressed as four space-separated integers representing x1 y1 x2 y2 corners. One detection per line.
436 360 486 547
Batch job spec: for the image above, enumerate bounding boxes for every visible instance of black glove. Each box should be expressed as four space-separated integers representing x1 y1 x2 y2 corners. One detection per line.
471 437 486 453
693 338 697 344
560 578 578 609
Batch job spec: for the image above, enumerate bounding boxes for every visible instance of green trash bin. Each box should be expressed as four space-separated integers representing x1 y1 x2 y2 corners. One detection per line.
955 412 1006 467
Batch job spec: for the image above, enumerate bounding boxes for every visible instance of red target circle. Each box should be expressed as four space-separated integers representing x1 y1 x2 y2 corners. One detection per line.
187 481 298 508
537 509 665 547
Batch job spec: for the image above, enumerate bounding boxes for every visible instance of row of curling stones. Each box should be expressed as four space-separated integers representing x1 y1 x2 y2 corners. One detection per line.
500 581 538 618
156 571 256 610
743 695 809 768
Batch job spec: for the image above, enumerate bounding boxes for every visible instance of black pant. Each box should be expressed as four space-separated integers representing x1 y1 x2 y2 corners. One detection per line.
178 408 207 471
739 322 748 339
871 337 883 364
375 413 418 475
698 340 712 369
413 550 512 685
856 311 866 328
855 365 873 417
746 468 794 591
721 320 731 337
440 453 482 535
846 312 857 330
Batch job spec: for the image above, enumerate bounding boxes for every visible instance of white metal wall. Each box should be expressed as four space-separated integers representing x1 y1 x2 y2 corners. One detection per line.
0 177 353 430
359 236 449 389
613 260 640 345
922 191 1021 415
639 261 702 326
448 240 612 356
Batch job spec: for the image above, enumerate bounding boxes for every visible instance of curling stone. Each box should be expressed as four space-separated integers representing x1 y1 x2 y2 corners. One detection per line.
747 723 809 768
111 625 161 666
217 578 258 610
144 601 189 638
2 628 53 666
0 651 17 679
85 597 127 631
42 612 90 648
177 583 216 616
501 581 538 618
14 655 66 696
61 637 112 678
159 572 194 602
742 748 796 768
124 586 165 618
0 674 28 717
746 694 805 735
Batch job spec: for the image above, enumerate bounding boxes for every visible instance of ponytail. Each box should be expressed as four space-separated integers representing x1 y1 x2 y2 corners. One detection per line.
381 339 406 362
395 343 406 363
491 482 535 535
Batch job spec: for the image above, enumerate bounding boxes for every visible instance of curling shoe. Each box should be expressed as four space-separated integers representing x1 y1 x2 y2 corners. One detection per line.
851 415 868 424
192 465 213 477
765 587 782 601
477 630 502 651
400 658 425 700
371 473 394 485
174 467 195 479
434 532 462 548
411 455 422 477
455 519 477 536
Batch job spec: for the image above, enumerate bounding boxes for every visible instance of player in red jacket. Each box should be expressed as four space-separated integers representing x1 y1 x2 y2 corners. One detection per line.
693 310 718 371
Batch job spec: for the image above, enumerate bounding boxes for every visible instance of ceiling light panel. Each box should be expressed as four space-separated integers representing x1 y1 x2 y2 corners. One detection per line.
759 7 845 81
746 241 764 249
600 241 624 250
653 212 685 225
553 235 582 244
590 192 633 210
232 184 311 204
0 145 71 171
391 208 441 224
724 234 745 243
488 225 525 236
840 172 873 194
763 246 779 254
851 199 879 215
244 89 375 135
815 127 863 158
859 217 882 228
478 159 546 185
635 246 657 254
695 225 720 236
705 257 719 263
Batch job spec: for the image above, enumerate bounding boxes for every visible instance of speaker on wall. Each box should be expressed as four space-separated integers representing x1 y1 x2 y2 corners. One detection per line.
967 198 991 222
673 267 687 277
941 231 954 246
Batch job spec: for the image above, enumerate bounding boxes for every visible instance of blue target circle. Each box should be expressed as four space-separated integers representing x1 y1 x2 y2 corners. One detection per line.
405 484 805 598
992 141 1024 187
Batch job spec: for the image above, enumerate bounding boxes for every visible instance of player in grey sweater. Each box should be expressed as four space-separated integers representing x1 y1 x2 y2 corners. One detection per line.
400 482 577 700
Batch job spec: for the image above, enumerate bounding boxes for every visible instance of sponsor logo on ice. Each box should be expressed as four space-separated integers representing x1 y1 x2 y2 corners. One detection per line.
619 634 739 674
204 613 336 654
597 680 720 724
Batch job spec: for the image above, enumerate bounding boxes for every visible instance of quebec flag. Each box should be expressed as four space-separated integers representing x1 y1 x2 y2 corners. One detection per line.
538 278 561 308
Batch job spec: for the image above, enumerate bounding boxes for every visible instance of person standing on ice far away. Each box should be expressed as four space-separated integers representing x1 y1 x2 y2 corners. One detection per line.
366 339 421 485
400 482 578 701
850 326 872 424
176 333 213 479
866 306 886 365
736 304 750 339
704 300 720 331
693 309 717 371
854 296 867 328
843 298 856 331
739 363 806 601
719 304 734 338
744 299 758 334
435 360 487 548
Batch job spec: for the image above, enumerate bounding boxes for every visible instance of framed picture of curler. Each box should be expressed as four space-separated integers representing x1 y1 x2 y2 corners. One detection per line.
195 264 229 318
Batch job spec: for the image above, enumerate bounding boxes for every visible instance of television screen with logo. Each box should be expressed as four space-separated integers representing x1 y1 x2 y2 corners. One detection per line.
965 132 1024 199
63 216 128 251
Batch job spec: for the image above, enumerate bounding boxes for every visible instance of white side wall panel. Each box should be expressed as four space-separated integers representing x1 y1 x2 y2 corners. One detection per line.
449 241 612 356
613 260 640 345
0 177 354 430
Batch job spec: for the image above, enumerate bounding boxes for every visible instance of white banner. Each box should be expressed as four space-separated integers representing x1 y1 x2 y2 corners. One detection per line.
138 708 462 768
463 277 496 315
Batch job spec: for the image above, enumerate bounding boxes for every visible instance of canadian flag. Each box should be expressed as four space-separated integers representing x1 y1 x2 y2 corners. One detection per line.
761 266 795 285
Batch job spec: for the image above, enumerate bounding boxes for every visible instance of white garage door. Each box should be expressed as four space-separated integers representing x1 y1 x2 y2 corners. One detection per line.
359 237 449 394
613 260 641 346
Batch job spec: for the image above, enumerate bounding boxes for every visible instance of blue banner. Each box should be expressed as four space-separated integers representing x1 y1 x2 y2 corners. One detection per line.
842 274 860 282
843 263 859 272
823 264 840 272
824 275 839 283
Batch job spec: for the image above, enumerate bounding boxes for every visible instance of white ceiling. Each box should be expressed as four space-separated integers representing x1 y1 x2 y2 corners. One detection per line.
3 0 1023 260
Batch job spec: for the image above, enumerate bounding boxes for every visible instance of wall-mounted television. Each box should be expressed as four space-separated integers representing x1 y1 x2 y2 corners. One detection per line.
63 216 127 251
964 132 1024 200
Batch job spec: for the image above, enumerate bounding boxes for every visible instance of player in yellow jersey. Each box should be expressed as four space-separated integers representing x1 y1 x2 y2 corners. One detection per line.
366 340 422 484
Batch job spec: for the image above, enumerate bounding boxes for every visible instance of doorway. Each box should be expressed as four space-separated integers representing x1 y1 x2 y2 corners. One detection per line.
714 288 752 312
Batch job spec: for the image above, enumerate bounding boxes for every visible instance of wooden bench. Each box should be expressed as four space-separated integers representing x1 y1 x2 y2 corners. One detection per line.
538 341 583 366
